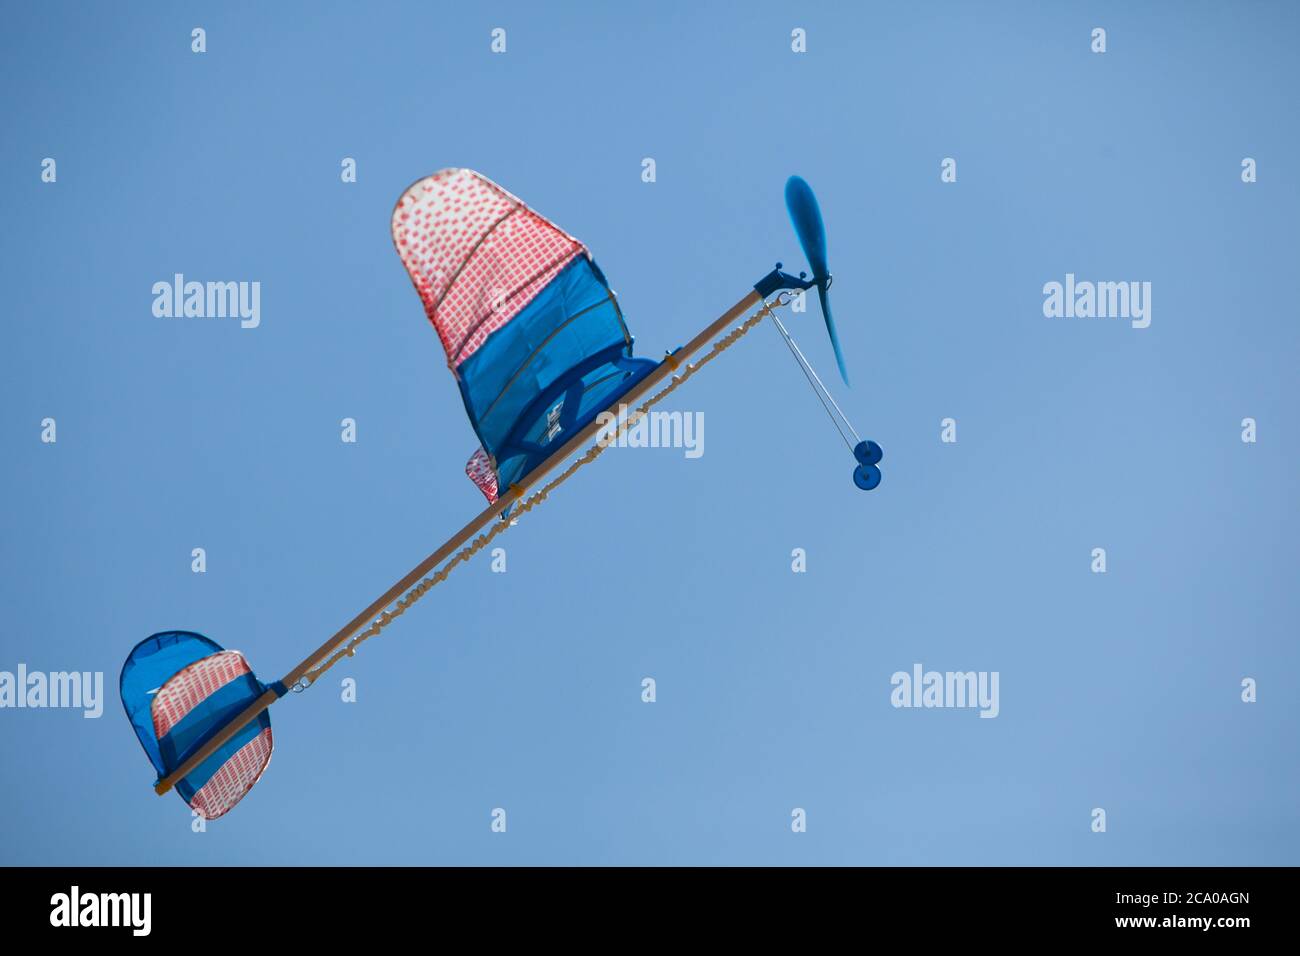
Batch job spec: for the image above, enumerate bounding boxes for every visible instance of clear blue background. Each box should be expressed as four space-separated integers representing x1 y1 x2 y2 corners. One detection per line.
1 0 1296 865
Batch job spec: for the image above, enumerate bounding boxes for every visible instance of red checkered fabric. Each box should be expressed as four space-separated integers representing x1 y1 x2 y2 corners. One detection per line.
151 650 251 738
189 727 274 820
465 446 500 503
391 168 585 366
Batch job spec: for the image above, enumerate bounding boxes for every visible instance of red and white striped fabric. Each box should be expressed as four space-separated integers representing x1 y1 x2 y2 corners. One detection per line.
151 650 252 738
390 168 585 367
189 727 274 820
465 446 500 503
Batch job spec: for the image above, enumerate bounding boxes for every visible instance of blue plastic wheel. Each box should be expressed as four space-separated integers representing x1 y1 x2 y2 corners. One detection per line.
853 463 881 491
853 439 882 467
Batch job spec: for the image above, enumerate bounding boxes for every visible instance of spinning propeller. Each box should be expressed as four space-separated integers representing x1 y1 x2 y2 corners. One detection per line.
784 175 848 386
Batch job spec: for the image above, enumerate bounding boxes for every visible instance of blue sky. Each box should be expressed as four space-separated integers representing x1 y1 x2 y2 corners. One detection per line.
1 0 1297 865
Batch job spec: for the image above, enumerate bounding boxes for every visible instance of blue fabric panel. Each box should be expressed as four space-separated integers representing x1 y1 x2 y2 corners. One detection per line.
119 631 225 777
457 256 630 455
456 255 664 495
